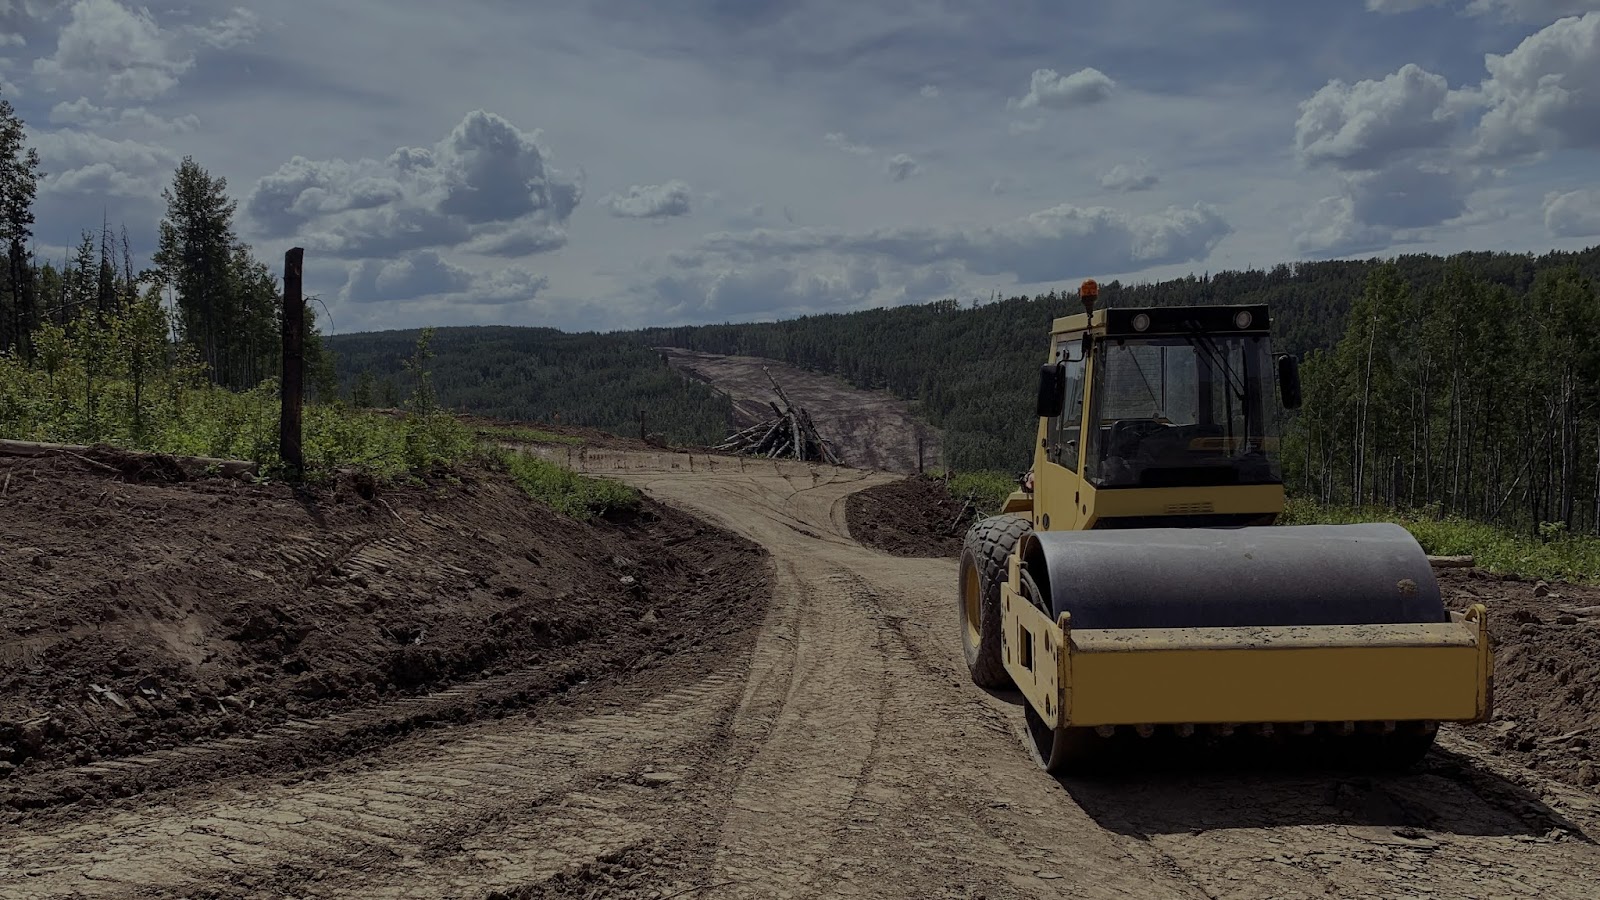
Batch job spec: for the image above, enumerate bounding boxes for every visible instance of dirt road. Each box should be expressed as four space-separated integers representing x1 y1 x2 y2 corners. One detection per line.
6 451 1598 898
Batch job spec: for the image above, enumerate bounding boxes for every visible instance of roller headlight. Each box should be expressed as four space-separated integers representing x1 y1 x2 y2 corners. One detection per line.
1132 313 1151 332
1234 310 1254 330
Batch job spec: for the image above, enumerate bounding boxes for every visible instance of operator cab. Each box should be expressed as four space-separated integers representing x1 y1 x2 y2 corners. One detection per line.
1036 293 1302 511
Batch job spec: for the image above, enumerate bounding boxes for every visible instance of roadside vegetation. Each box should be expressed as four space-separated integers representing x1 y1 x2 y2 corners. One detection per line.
474 424 584 445
947 470 1019 514
1284 499 1600 582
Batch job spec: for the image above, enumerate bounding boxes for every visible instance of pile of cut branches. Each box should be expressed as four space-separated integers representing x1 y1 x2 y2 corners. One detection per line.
712 368 842 465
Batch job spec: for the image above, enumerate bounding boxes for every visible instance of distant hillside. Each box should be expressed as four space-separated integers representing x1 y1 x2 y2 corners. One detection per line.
325 326 734 447
328 246 1600 471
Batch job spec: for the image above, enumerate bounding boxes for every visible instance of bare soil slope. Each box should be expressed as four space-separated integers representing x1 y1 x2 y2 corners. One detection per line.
660 348 938 474
0 449 766 810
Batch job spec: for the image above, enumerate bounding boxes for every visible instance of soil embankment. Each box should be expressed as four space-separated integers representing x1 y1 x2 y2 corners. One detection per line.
0 447 767 811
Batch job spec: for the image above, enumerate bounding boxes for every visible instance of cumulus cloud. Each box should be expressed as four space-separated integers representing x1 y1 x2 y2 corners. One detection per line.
919 84 940 98
1008 67 1115 111
602 179 693 218
33 0 187 99
681 202 1230 287
823 131 874 155
189 7 260 50
1368 1 1600 20
1100 160 1159 192
1295 64 1463 170
1544 188 1600 236
49 96 199 132
30 0 263 100
1469 12 1600 160
30 127 179 196
342 249 548 306
884 153 920 182
245 109 581 258
1296 164 1476 254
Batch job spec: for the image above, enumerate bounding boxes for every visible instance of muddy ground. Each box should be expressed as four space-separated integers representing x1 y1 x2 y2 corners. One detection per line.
660 348 939 474
845 475 970 558
0 447 767 812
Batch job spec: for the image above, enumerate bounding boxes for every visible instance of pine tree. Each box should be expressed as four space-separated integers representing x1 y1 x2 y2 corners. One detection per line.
0 89 42 357
153 157 251 387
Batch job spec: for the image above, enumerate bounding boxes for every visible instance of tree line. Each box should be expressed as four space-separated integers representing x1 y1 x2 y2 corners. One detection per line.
0 88 334 446
1290 262 1600 535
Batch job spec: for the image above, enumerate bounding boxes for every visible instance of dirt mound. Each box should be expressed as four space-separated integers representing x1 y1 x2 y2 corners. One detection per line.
0 451 767 791
1442 569 1600 788
846 476 971 558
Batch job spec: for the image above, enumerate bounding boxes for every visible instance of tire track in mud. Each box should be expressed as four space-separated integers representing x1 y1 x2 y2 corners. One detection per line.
0 673 744 899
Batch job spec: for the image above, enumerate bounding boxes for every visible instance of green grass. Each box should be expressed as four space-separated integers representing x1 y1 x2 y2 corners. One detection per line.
493 447 641 519
949 470 1021 514
0 359 475 480
1283 499 1600 582
475 424 583 445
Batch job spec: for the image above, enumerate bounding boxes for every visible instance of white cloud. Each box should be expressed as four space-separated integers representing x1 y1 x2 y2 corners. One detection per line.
823 131 874 155
1369 1 1600 20
884 153 920 182
680 202 1230 286
188 7 260 50
1296 164 1476 254
32 0 188 100
30 127 179 196
1100 160 1159 192
602 179 693 218
342 249 548 306
1544 187 1600 236
1295 64 1462 171
49 96 199 132
245 109 581 258
1470 12 1600 160
919 84 940 98
1007 67 1114 111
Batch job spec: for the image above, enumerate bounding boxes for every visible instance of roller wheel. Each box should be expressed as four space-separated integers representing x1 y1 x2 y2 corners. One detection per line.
1342 726 1438 772
1025 706 1106 775
958 514 1031 688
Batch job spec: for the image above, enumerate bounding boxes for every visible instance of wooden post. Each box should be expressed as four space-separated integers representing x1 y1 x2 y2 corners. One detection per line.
280 247 305 473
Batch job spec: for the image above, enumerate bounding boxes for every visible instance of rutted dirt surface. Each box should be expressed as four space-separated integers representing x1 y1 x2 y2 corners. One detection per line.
0 450 766 809
660 348 938 474
845 475 969 558
1444 569 1600 789
3 448 1599 898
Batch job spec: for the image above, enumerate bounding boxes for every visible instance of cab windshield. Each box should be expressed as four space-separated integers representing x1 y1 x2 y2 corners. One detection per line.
1083 334 1281 488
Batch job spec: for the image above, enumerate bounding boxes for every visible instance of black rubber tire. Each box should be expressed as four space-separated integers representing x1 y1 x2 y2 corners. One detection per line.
959 514 1031 689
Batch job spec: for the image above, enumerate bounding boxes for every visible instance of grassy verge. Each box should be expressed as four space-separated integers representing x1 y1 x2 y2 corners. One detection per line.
1283 499 1600 582
475 424 584 446
948 470 1021 514
492 447 641 519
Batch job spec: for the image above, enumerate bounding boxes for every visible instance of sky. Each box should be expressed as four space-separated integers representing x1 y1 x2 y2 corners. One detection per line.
2 0 1600 335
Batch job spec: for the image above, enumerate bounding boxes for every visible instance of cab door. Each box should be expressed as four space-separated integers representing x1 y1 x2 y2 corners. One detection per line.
1036 337 1086 533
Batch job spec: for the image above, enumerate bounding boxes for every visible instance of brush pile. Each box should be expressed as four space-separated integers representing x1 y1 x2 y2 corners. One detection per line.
712 368 843 465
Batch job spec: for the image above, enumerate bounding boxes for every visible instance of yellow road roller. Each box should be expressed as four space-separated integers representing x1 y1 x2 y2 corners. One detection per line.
959 280 1492 772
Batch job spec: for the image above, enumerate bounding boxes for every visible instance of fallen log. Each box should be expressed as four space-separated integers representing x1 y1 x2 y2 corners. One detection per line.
1426 555 1476 569
0 439 259 479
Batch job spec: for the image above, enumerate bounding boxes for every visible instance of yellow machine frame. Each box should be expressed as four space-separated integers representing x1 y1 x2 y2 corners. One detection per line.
994 297 1493 735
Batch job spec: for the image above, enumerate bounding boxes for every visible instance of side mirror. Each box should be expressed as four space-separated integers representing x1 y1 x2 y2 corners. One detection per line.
1277 354 1302 410
1036 363 1066 417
